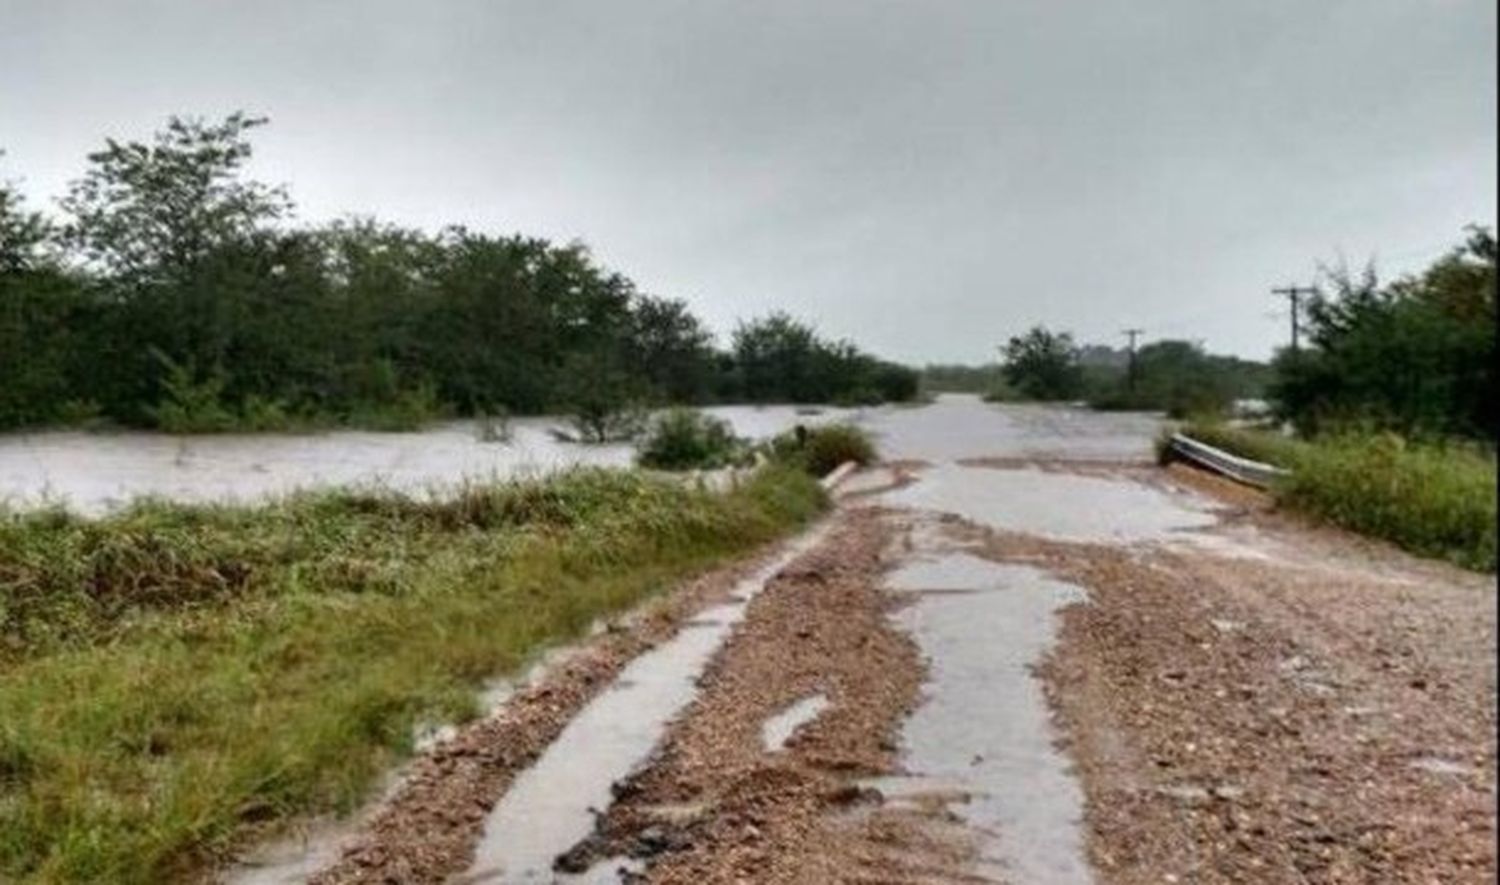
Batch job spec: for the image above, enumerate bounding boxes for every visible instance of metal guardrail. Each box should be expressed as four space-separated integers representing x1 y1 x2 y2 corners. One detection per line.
1167 433 1290 489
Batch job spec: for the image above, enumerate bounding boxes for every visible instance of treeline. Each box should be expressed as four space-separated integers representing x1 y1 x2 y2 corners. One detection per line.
0 114 917 433
969 326 1269 416
966 226 1495 442
1271 227 1495 441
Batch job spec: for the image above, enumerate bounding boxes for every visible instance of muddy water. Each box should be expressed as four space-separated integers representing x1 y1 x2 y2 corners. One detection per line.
868 395 1160 463
761 693 831 752
858 401 1210 883
463 525 830 883
876 548 1093 884
0 405 859 514
885 461 1218 544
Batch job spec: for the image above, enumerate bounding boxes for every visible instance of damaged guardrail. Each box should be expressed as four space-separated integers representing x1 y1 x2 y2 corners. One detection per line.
1166 433 1290 489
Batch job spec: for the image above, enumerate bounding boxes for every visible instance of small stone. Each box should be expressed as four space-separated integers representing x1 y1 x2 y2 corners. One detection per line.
1157 784 1211 804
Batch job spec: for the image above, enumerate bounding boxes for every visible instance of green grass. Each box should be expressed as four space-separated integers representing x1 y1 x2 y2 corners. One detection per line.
0 466 825 882
1173 421 1496 572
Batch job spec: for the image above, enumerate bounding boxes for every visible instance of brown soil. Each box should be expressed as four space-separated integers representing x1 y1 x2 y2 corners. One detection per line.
301 534 826 884
557 505 971 883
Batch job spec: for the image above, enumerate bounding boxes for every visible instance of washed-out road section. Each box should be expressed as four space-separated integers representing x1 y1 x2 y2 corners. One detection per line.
226 395 1494 883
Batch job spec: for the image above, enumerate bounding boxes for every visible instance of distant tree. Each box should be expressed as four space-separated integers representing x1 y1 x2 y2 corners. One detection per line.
0 117 922 431
1001 326 1084 400
733 313 824 402
628 295 718 403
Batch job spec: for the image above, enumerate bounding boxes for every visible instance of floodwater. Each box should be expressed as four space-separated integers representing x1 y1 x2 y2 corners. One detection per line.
867 396 1160 463
463 525 830 883
884 462 1219 545
761 693 831 752
876 549 1094 884
0 394 1168 514
0 405 859 514
859 400 1221 883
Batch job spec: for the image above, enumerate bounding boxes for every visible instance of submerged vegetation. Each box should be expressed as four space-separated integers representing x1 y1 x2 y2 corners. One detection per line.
0 465 826 881
760 423 877 477
1172 420 1496 572
636 408 746 470
0 115 917 434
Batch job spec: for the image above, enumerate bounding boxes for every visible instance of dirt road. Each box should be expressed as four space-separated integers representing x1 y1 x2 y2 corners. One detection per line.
242 395 1495 884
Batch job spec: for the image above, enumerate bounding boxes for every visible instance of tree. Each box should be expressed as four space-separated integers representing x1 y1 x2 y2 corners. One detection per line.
60 113 291 282
1001 326 1084 400
627 295 717 403
1271 228 1496 439
0 154 51 275
0 163 85 429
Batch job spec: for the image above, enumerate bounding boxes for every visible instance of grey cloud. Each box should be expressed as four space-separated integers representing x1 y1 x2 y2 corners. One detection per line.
2 0 1494 361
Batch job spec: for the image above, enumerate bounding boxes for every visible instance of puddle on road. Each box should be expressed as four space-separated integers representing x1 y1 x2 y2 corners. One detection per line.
880 552 1094 885
463 525 829 883
761 694 831 752
884 462 1217 545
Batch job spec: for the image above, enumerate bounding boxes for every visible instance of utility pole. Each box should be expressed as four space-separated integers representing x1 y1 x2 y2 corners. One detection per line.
1122 328 1144 393
1271 285 1318 353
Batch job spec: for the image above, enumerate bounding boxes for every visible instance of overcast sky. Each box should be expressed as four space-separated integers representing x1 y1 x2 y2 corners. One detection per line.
3 1 1494 362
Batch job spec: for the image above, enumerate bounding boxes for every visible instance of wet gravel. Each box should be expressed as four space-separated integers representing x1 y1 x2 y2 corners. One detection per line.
961 467 1497 884
554 507 981 883
297 536 818 884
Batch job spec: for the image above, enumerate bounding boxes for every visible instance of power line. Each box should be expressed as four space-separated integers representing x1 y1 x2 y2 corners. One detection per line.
1122 327 1145 392
1270 285 1317 353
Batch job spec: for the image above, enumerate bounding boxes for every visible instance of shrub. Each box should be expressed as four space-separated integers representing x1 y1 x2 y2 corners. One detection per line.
474 407 513 443
763 422 877 477
636 408 744 470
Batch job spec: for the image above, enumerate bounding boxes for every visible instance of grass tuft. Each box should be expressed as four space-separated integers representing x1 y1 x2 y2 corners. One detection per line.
1173 420 1496 572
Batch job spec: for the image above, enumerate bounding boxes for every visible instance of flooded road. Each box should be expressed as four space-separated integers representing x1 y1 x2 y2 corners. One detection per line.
218 395 1493 883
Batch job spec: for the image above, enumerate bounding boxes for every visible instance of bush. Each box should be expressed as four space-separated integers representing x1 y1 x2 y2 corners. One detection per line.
636 408 745 470
474 407 513 443
763 422 877 477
